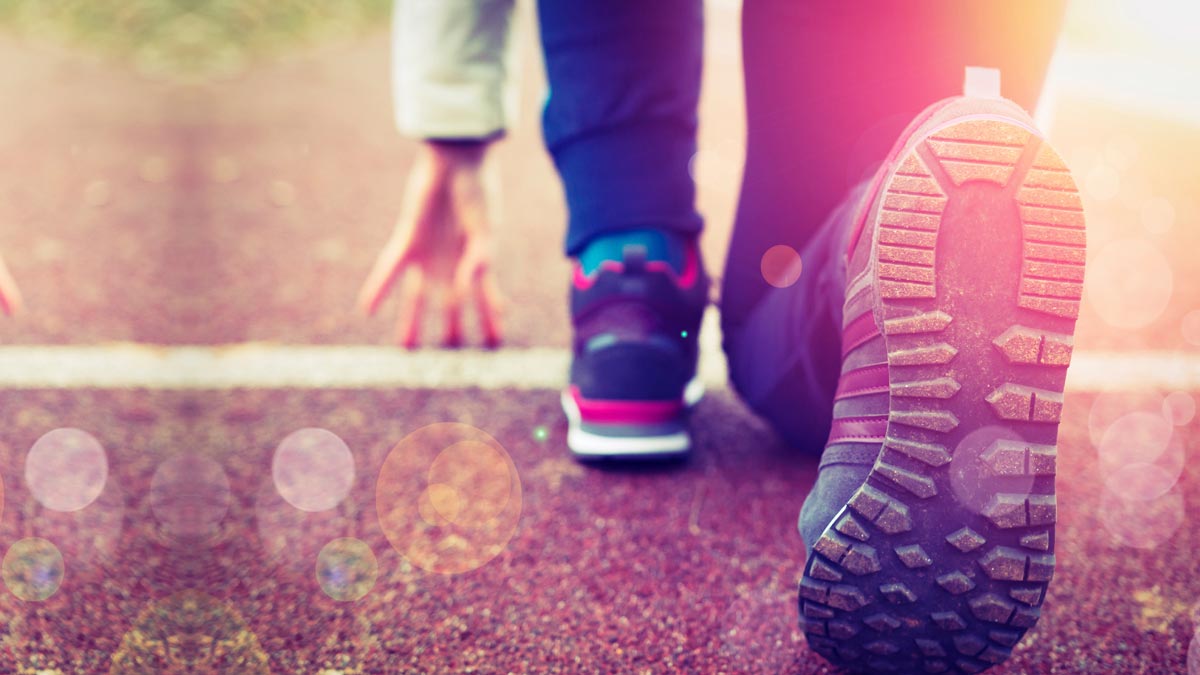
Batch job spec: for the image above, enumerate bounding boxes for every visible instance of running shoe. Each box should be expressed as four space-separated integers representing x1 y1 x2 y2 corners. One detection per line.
562 241 708 458
799 69 1085 673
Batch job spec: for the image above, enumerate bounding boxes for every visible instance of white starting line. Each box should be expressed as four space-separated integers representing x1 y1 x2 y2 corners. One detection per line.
0 343 1194 392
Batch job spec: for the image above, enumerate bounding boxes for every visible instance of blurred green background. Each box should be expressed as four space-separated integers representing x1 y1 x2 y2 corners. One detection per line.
0 0 393 78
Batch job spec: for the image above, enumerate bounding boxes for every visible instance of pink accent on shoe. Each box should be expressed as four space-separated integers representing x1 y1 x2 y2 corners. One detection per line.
648 243 700 288
571 244 700 291
826 415 888 445
568 385 684 425
834 363 890 400
572 260 623 290
840 311 881 359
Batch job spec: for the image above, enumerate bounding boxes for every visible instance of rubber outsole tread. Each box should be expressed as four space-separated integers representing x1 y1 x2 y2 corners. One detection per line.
800 114 1083 674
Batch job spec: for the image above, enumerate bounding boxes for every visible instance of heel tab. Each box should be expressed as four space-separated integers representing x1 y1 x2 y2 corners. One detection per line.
963 66 1001 99
621 243 648 272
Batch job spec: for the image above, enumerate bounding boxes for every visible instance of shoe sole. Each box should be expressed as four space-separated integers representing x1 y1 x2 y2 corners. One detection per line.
562 377 704 459
800 115 1084 673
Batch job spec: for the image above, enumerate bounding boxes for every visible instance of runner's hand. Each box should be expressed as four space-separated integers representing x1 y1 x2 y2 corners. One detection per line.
357 141 503 348
0 254 23 315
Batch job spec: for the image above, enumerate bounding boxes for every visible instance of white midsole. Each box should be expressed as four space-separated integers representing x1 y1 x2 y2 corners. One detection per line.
566 426 690 457
559 376 703 457
683 376 705 408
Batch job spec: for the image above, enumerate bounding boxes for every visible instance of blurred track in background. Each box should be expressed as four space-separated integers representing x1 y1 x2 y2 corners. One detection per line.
0 1 1196 673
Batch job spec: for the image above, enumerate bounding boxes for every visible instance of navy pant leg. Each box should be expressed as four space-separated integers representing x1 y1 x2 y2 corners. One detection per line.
723 185 861 454
536 0 704 255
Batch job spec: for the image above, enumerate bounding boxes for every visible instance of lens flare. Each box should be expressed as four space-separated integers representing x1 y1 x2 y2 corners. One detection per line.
1097 482 1184 550
949 426 1036 516
1085 162 1120 201
1163 391 1196 426
272 428 355 512
1087 390 1165 447
760 244 803 289
1096 411 1183 483
1140 196 1175 233
316 538 377 602
376 423 522 575
269 179 297 207
3 538 64 601
1104 462 1178 502
25 428 108 512
1183 310 1200 347
209 156 241 183
1085 238 1172 330
139 155 171 183
83 179 111 207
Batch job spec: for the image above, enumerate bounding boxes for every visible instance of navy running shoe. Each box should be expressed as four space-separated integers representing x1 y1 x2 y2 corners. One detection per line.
561 241 708 458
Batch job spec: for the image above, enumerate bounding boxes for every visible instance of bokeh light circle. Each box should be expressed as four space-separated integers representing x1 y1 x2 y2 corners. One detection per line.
25 428 108 512
1085 163 1120 201
1184 310 1200 347
316 538 377 602
1163 391 1196 426
269 179 297 207
150 455 231 544
83 179 111 207
3 538 64 601
376 423 522 575
1103 136 1138 171
1140 196 1175 234
1104 462 1178 502
760 245 803 289
949 426 1034 515
139 156 171 183
1096 411 1183 482
1087 391 1165 448
1097 483 1184 550
209 156 241 184
272 428 355 512
1085 238 1172 330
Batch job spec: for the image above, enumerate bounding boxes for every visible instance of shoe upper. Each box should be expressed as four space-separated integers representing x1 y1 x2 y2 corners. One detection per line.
569 242 708 403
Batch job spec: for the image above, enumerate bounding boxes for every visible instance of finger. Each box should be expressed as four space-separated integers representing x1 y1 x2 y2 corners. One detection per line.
452 244 491 347
393 266 426 349
356 240 409 317
442 268 465 348
474 271 504 349
0 256 23 316
441 289 463 348
358 150 446 316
